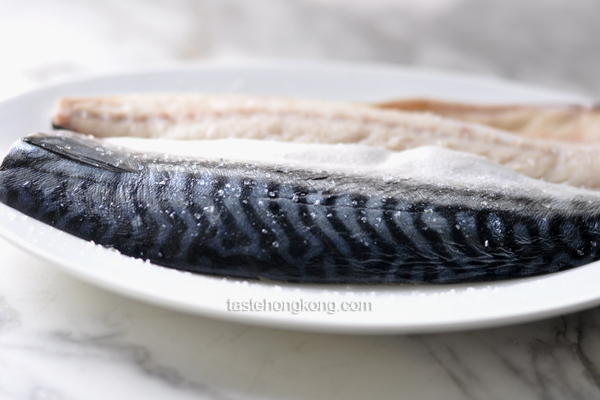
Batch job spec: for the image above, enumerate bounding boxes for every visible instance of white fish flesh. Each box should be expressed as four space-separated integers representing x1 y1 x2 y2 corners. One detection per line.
52 94 600 189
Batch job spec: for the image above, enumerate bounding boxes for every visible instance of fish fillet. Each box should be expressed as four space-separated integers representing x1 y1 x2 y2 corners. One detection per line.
376 98 600 143
52 95 600 189
2 131 600 284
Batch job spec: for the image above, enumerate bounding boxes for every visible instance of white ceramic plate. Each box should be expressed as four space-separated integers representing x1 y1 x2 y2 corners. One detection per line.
0 61 596 334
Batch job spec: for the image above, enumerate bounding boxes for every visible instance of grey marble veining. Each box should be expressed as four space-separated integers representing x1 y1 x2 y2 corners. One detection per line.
1 0 600 399
419 313 600 399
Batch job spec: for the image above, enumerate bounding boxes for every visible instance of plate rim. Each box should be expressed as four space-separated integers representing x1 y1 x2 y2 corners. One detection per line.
0 58 591 108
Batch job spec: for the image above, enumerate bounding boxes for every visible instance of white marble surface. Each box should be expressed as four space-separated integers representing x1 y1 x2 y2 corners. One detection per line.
2 0 600 399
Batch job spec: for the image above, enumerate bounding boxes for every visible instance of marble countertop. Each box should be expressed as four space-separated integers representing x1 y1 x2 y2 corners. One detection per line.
2 0 600 399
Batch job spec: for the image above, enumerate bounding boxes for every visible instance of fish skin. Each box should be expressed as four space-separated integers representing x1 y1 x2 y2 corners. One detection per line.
1 132 600 284
52 94 600 189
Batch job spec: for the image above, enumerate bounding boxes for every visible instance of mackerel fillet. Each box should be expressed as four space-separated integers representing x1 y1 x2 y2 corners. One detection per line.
1 132 600 284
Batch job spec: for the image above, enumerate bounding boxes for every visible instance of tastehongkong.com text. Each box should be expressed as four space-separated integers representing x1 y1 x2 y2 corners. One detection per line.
226 298 372 315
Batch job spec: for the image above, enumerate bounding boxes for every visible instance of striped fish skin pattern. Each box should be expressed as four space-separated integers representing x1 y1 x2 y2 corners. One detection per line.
1 132 600 284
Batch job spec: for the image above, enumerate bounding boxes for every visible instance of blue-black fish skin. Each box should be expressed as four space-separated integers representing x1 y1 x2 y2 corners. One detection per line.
1 132 600 284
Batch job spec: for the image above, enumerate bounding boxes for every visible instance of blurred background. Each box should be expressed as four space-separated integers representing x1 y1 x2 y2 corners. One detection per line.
1 0 598 100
